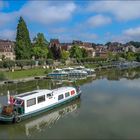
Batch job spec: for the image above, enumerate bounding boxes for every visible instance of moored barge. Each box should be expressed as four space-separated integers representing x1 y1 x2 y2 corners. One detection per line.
0 86 81 123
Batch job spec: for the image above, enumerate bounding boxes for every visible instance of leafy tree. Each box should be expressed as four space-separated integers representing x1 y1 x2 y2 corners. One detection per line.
107 52 114 60
61 50 70 60
33 33 49 48
3 60 15 70
136 53 140 62
47 48 54 59
16 60 28 69
81 48 88 58
69 45 83 58
15 16 31 59
126 52 136 61
32 33 49 59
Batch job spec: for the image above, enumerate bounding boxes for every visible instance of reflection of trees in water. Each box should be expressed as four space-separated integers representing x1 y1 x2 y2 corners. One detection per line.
96 67 140 81
0 67 139 95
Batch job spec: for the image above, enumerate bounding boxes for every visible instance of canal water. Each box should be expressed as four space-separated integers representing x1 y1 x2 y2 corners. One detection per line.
0 68 140 139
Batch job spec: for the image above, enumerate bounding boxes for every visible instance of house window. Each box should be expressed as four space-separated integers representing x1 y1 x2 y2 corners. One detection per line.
65 92 70 98
58 94 64 100
38 95 45 103
27 98 36 107
71 90 75 95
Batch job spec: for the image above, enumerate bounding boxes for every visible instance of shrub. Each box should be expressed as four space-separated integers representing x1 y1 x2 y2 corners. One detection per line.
0 72 6 81
3 60 15 70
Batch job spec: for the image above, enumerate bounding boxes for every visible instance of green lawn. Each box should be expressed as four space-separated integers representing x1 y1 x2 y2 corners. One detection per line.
3 68 51 80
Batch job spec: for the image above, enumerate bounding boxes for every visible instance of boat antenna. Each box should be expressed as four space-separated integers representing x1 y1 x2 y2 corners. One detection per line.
7 90 10 104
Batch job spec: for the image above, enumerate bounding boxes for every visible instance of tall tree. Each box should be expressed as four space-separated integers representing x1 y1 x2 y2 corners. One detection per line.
32 33 49 59
15 16 31 59
50 44 62 60
33 33 49 48
69 45 83 58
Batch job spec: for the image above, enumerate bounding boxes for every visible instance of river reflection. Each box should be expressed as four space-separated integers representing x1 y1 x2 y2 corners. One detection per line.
0 99 80 139
0 68 140 139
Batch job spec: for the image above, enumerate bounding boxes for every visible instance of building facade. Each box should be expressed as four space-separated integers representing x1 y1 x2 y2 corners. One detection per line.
0 39 15 60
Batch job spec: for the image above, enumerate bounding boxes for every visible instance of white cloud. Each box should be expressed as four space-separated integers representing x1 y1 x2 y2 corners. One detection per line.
87 14 111 27
107 26 140 43
20 1 76 25
88 1 140 21
123 27 140 38
0 29 16 40
0 12 18 26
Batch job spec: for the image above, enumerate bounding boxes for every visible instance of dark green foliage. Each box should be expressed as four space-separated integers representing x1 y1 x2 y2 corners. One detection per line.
0 61 3 68
81 48 88 58
3 60 15 70
136 53 140 62
38 59 46 66
15 16 31 59
70 45 83 58
33 33 49 48
0 72 6 81
50 44 62 60
128 41 140 48
75 57 108 64
32 33 49 59
46 59 53 65
47 48 54 59
16 60 28 69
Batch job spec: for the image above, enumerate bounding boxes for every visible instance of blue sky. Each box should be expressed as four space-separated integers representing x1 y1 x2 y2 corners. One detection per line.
1 0 140 44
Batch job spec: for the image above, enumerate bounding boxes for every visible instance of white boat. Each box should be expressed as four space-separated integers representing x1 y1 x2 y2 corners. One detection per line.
0 86 81 123
75 66 95 75
63 67 88 76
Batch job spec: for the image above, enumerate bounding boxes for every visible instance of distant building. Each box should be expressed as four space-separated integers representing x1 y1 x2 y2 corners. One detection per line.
72 40 95 57
124 44 136 52
0 39 15 60
95 46 108 58
107 42 124 54
60 43 73 51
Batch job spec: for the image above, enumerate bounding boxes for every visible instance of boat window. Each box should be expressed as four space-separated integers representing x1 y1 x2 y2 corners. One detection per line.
47 93 53 98
71 90 75 95
58 94 64 100
38 95 45 103
65 92 70 98
27 98 36 107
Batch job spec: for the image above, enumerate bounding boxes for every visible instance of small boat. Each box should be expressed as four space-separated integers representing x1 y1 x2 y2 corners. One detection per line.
68 69 88 76
75 66 95 76
47 68 68 78
0 86 81 123
63 67 87 76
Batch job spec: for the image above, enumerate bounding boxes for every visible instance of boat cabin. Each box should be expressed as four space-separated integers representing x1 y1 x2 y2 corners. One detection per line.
3 87 78 116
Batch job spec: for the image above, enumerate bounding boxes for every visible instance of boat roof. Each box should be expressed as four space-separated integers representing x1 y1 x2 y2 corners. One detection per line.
63 67 74 70
52 86 75 95
15 89 52 100
54 68 62 71
15 87 75 101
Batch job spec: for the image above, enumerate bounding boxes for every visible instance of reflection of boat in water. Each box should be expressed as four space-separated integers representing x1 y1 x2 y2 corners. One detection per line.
24 98 81 137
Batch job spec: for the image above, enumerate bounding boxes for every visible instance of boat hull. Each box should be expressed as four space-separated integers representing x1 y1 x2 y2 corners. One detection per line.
0 92 81 124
